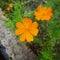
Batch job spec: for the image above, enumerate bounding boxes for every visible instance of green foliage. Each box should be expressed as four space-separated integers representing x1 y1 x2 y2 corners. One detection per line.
41 51 52 60
43 0 54 7
11 2 23 23
34 0 60 60
5 20 14 29
24 10 34 17
5 1 24 30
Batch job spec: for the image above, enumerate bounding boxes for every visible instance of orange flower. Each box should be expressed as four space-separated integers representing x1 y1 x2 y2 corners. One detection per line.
15 18 39 42
6 3 13 11
6 7 10 11
9 3 13 8
34 6 53 21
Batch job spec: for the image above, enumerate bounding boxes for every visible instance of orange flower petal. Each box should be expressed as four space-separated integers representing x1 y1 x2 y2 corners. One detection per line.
23 18 32 29
35 16 41 20
34 11 39 16
48 8 52 12
37 6 42 11
31 22 38 28
20 33 25 42
15 29 25 35
25 31 33 42
49 13 52 16
16 22 24 29
30 28 39 36
43 7 47 11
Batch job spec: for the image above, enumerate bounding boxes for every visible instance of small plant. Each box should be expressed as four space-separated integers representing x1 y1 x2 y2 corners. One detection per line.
1 0 60 60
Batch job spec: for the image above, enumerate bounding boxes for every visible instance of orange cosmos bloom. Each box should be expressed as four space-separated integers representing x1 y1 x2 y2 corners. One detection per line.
15 18 39 42
9 3 13 8
6 7 10 11
6 3 13 11
34 6 53 21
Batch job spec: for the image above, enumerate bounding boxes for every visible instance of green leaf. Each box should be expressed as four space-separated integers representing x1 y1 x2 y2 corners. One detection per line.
42 51 52 60
5 20 14 29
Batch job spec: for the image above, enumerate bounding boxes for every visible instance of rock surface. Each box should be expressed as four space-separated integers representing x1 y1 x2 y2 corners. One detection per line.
0 9 35 60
